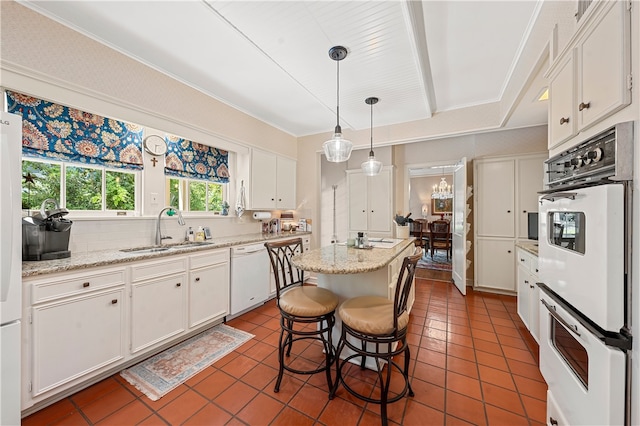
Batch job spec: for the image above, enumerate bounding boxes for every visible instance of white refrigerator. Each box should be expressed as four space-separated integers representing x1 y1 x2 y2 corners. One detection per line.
1 111 22 425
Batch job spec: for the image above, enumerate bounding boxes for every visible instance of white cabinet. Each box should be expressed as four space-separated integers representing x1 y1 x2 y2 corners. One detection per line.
25 267 126 399
475 239 515 293
516 247 539 342
249 149 296 210
188 249 229 328
347 167 393 237
388 243 417 312
130 257 187 353
474 154 544 293
547 1 631 149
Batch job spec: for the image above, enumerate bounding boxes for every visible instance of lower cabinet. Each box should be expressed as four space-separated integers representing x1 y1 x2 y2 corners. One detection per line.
516 247 539 342
189 249 229 328
475 238 515 292
24 266 126 401
388 243 417 312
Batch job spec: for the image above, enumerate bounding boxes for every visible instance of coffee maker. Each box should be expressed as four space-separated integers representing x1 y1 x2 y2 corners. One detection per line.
22 199 72 261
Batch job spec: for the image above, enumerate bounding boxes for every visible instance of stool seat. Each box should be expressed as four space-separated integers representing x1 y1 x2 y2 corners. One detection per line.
280 286 338 317
339 296 409 335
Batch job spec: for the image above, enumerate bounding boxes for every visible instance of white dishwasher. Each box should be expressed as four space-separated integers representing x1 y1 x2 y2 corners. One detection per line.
230 242 270 316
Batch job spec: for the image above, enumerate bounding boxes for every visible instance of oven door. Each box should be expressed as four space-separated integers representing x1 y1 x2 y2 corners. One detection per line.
538 183 625 331
539 289 626 426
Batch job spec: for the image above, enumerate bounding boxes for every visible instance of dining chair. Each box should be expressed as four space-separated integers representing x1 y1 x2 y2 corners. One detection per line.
264 238 339 393
329 249 422 426
429 219 451 259
412 219 429 256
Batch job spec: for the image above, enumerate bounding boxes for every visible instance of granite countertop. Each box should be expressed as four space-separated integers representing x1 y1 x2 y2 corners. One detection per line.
516 241 539 256
291 238 415 274
22 231 310 278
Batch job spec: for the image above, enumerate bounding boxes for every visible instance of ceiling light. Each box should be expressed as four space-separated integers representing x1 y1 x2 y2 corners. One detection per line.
323 46 352 162
361 97 383 176
431 173 453 199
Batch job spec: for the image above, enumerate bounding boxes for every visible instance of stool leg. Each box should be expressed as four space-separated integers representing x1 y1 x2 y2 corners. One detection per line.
322 317 334 391
404 344 415 397
329 332 346 400
379 355 392 426
284 318 294 357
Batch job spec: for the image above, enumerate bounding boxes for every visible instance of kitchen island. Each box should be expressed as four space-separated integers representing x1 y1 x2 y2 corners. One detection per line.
291 238 417 369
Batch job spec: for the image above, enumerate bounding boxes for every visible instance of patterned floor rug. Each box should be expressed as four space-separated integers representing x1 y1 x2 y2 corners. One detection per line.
120 324 254 401
417 250 452 272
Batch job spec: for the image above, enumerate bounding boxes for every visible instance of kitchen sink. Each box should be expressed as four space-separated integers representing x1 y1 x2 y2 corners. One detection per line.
120 246 170 254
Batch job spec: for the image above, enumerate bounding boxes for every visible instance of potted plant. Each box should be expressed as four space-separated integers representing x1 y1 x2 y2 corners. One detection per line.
221 201 229 216
394 213 412 238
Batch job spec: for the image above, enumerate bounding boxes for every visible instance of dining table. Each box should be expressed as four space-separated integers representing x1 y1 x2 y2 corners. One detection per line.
291 237 417 369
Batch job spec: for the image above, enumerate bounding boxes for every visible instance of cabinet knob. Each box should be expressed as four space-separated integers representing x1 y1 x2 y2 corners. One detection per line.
111 299 118 304
195 277 200 282
271 198 275 201
362 210 366 213
524 280 529 284
520 258 525 262
507 210 511 213
522 210 527 213
530 285 535 289
536 268 539 273
176 283 182 287
82 282 90 288
507 250 512 253
578 101 591 111
559 117 569 125
278 198 282 202
550 417 559 426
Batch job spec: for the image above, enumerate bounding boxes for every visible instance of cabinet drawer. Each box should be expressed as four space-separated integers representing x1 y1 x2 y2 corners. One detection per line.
530 256 539 276
130 256 187 283
31 267 126 304
189 248 229 269
516 249 531 271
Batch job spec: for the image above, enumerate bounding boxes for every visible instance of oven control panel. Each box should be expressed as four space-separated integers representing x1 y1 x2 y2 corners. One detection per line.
545 122 633 189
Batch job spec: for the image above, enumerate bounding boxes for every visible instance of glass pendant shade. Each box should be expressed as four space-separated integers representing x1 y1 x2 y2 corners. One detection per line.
361 154 383 176
323 126 353 162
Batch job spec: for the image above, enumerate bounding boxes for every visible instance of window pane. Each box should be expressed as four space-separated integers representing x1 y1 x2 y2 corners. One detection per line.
189 181 206 211
208 183 223 211
66 166 102 210
106 170 135 210
22 160 61 210
168 178 181 209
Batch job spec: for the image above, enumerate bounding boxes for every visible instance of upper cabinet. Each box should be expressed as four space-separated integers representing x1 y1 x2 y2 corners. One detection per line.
347 167 393 237
249 149 296 210
547 1 631 150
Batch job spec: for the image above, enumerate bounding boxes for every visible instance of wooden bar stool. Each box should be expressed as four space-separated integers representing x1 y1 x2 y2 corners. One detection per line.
264 238 339 393
329 250 422 426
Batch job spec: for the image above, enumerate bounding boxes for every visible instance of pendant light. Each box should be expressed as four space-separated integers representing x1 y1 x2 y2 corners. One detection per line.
361 97 383 176
323 46 352 162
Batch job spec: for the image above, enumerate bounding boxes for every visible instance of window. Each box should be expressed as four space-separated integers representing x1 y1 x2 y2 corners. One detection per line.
167 177 226 213
22 158 139 214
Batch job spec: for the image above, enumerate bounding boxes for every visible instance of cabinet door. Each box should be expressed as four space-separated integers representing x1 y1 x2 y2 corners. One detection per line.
475 239 515 292
548 51 575 149
250 149 277 209
578 1 631 131
368 169 391 233
517 156 545 239
476 160 515 238
32 288 124 396
348 172 368 233
131 273 186 353
189 262 229 328
276 156 296 209
517 264 534 332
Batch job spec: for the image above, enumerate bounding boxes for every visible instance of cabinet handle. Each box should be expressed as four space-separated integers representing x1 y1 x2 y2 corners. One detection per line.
549 417 558 426
82 282 90 288
520 258 525 262
176 283 182 287
536 268 539 273
530 285 535 289
111 299 118 304
524 280 529 284
578 101 591 111
559 117 569 125
195 277 200 282
507 250 512 253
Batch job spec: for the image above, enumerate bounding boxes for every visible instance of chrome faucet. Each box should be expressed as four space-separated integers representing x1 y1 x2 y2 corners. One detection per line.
156 207 186 245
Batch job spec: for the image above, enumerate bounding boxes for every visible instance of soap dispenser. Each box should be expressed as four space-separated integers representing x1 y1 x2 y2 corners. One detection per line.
187 227 194 242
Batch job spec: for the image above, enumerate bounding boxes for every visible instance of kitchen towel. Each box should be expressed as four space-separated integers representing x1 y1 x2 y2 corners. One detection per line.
120 324 253 401
252 211 271 220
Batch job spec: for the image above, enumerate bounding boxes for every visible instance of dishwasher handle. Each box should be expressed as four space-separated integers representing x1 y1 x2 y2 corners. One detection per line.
234 246 265 255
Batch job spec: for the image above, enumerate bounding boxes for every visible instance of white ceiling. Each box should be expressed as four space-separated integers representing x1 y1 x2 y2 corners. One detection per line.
19 0 549 138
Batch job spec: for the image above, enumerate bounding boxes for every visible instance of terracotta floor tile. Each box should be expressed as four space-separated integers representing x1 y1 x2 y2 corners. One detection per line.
478 365 516 391
513 374 548 401
70 377 122 408
156 389 208 425
426 318 448 331
471 328 498 343
22 398 78 425
271 406 315 426
402 399 446 426
490 316 516 328
446 371 482 400
81 386 136 424
240 362 279 391
243 340 278 363
222 353 260 378
95 400 153 426
214 381 259 415
447 332 474 348
192 369 236 400
182 403 232 425
288 383 331 418
475 350 509 371
318 396 364 426
236 392 285 425
472 338 503 356
416 347 447 368
409 377 445 412
507 358 546 383
445 390 487 426
447 315 471 327
136 414 167 425
498 333 529 350
502 345 537 365
423 327 447 341
447 342 476 362
481 382 525 415
267 374 305 404
446 355 479 379
448 323 472 336
50 410 90 425
142 384 189 411
412 361 446 387
485 404 530 425
493 323 522 337
522 394 548 423
419 336 447 353
445 413 477 425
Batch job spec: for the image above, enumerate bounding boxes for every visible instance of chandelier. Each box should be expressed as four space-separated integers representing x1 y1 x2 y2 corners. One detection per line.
431 177 453 199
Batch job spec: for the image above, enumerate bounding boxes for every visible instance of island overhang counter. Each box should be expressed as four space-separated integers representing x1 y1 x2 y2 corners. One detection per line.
290 238 418 369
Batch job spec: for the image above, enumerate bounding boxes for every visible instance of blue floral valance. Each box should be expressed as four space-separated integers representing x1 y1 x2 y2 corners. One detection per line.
164 135 229 183
6 90 144 170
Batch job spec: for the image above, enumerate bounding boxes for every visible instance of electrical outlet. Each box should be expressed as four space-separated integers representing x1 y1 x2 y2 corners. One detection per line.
150 192 159 205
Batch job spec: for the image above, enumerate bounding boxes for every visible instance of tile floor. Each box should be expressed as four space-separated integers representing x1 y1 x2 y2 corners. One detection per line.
22 279 547 425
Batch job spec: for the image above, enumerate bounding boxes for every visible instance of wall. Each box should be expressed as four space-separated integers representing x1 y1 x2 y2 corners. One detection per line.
409 175 453 221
